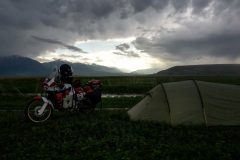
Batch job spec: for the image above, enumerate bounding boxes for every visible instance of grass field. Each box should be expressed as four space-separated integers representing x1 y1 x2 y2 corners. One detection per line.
1 76 240 94
1 76 240 159
0 95 143 110
1 111 240 160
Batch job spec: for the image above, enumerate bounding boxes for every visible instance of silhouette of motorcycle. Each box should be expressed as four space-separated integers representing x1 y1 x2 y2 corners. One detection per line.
25 76 102 123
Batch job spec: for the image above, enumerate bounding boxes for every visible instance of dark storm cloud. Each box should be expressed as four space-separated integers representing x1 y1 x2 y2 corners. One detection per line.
0 0 129 57
191 0 211 14
114 43 139 58
133 0 240 61
170 0 190 12
134 31 240 60
130 0 169 12
0 0 240 63
32 36 87 53
116 43 130 52
160 33 240 59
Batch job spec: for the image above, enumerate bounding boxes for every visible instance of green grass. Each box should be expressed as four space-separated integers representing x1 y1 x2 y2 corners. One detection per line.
0 95 143 110
0 95 31 110
1 76 240 159
99 96 143 109
1 76 240 94
1 111 240 159
1 75 239 110
0 77 43 94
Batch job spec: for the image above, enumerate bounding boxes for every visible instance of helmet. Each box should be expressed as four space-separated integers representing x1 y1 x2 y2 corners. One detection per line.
59 64 73 84
59 64 72 77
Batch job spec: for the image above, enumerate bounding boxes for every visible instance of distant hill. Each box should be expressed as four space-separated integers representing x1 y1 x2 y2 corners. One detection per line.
156 64 240 76
0 55 124 77
0 55 47 76
43 60 123 76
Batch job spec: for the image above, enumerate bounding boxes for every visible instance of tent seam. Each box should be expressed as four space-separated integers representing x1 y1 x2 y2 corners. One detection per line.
192 80 208 127
160 83 172 125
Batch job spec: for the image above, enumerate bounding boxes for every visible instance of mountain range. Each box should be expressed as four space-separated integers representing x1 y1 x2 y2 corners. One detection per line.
156 64 240 76
0 55 124 77
1 55 240 77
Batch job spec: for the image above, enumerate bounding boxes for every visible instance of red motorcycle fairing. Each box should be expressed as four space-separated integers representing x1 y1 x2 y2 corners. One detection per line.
34 96 42 101
75 87 84 94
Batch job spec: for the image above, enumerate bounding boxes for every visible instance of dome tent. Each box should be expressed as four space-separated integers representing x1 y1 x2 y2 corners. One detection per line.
127 80 240 126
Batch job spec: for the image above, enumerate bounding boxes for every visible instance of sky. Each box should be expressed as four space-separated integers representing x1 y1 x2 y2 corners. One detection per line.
0 0 240 72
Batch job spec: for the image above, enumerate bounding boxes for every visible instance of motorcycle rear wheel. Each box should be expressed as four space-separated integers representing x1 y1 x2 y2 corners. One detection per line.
25 99 52 123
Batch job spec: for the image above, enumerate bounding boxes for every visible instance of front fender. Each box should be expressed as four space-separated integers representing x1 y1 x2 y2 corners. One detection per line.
33 96 54 109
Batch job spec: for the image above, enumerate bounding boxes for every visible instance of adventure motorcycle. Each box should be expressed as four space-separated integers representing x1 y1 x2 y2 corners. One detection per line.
25 71 102 123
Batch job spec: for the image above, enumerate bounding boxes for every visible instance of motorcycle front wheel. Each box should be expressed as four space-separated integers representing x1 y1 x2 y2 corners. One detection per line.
25 99 53 123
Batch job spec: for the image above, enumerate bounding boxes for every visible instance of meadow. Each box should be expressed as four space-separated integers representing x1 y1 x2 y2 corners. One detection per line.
1 76 240 159
1 111 240 160
1 76 240 94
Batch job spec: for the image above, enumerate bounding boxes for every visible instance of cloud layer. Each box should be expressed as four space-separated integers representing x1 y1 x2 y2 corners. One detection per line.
113 43 140 58
133 0 240 63
32 36 87 53
0 0 240 66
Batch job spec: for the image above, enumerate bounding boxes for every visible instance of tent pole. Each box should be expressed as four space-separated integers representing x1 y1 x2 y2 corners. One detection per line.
192 80 208 127
160 83 172 125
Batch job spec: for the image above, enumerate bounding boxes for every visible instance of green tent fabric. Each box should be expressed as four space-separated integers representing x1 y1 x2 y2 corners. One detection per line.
127 80 240 126
127 85 170 123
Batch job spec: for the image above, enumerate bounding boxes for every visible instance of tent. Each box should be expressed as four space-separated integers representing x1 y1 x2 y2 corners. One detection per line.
127 80 240 126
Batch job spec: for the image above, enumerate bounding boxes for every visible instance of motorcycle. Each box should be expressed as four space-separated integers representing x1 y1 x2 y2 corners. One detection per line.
25 69 102 123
